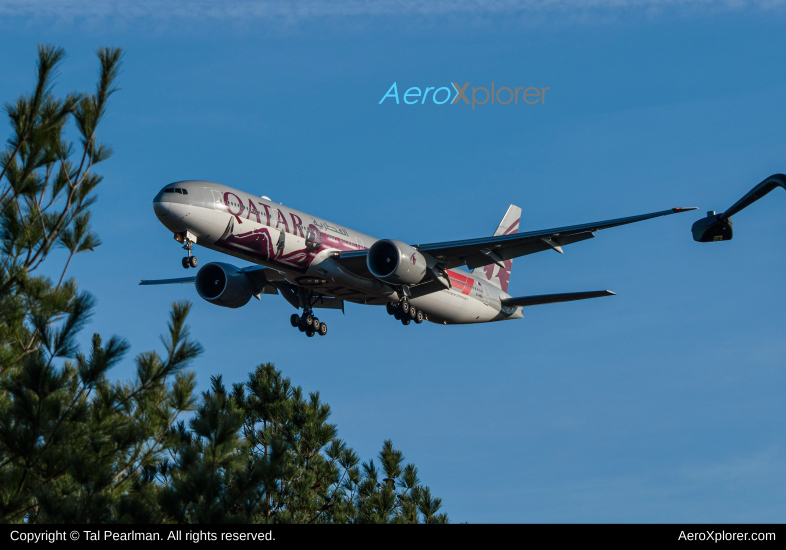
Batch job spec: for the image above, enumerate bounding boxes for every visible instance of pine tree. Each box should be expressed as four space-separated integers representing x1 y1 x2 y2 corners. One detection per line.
158 364 447 523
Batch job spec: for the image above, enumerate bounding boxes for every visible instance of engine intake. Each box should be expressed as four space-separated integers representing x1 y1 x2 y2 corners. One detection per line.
195 262 254 308
367 239 428 285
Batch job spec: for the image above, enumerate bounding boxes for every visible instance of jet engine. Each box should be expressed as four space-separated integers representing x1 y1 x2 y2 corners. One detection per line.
367 239 428 285
195 262 254 308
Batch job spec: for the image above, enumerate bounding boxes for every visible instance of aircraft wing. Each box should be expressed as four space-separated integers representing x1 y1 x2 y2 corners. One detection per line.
333 252 373 278
139 276 195 285
139 266 346 309
337 207 697 275
417 207 697 269
240 266 345 309
139 266 280 296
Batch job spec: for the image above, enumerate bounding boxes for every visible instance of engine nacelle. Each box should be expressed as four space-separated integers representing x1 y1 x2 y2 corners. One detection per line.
367 239 428 285
195 262 254 308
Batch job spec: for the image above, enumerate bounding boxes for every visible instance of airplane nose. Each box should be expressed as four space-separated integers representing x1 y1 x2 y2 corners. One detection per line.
153 200 171 221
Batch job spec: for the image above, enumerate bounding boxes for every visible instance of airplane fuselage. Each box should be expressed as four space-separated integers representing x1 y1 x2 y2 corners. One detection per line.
153 180 522 325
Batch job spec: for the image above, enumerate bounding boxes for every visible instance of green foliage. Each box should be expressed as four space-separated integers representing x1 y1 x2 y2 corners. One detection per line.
0 305 200 523
0 45 447 524
154 364 447 524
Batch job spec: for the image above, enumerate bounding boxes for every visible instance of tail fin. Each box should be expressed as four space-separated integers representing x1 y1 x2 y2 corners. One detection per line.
471 205 521 293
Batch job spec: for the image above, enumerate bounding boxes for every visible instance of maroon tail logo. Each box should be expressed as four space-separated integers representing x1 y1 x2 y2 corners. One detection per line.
479 215 519 292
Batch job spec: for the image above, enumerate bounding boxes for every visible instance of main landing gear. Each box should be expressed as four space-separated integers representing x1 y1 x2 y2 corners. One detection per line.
289 290 329 338
181 237 198 269
386 298 423 326
290 311 328 338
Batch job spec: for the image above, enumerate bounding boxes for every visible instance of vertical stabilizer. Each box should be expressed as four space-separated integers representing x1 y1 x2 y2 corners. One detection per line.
471 205 521 292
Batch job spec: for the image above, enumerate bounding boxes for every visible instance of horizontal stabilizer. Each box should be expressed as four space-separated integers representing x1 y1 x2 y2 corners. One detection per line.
139 277 195 285
501 290 615 307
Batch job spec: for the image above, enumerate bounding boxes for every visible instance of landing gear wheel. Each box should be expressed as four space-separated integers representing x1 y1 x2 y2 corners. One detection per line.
401 317 410 326
415 310 424 324
306 328 315 337
386 303 396 316
290 314 300 327
304 313 314 326
181 257 190 269
401 300 410 314
298 323 306 332
189 255 198 268
393 311 401 320
409 307 417 320
318 322 327 336
312 317 321 331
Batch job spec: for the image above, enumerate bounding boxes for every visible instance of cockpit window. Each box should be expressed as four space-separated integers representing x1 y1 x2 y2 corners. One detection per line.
164 187 188 194
181 188 188 194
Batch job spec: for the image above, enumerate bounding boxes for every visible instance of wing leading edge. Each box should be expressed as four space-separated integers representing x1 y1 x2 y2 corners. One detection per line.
336 206 698 275
139 277 195 285
417 207 697 269
138 266 345 310
139 266 282 287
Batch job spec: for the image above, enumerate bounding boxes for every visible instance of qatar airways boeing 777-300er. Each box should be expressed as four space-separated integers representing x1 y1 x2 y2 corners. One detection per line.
142 181 696 337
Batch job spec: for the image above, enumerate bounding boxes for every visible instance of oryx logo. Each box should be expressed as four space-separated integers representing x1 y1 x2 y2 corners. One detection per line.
379 82 550 110
410 252 417 265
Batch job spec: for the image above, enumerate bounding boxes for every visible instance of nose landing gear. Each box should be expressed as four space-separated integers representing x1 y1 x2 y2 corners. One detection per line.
178 233 198 269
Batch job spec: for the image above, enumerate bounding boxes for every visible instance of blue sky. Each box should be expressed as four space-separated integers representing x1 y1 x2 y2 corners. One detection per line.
2 1 786 522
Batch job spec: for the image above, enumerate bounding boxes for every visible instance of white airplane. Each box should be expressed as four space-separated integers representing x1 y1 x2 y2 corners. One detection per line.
142 181 696 337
